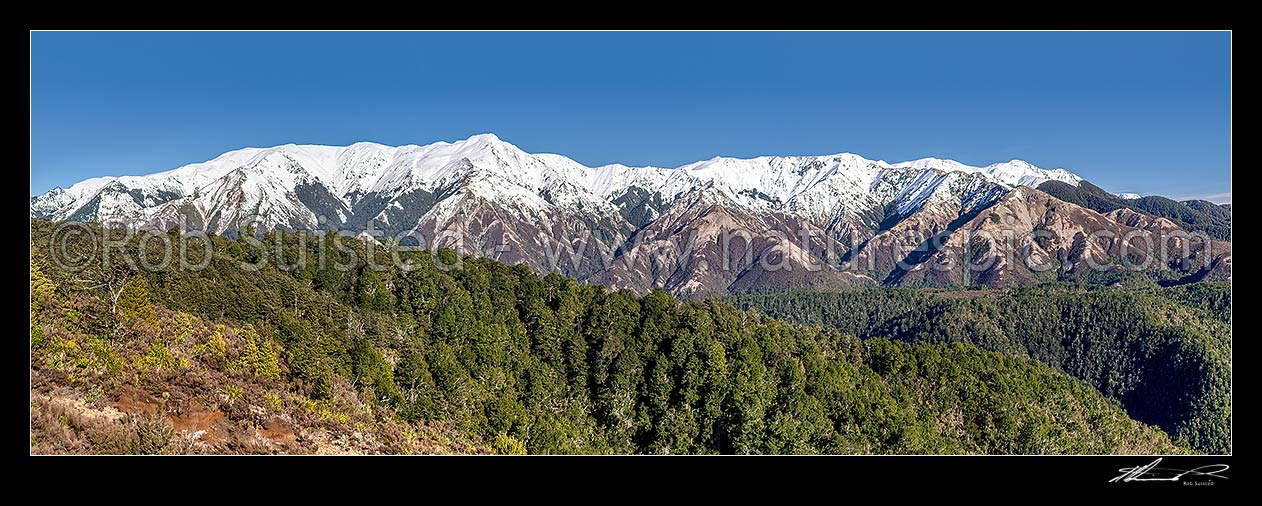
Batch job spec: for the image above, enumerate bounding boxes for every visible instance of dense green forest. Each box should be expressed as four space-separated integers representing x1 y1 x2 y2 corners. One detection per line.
727 284 1231 453
30 220 1186 454
1038 180 1231 240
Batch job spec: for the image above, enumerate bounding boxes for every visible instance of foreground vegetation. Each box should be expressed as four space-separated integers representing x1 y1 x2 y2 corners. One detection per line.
728 284 1231 453
30 220 1187 454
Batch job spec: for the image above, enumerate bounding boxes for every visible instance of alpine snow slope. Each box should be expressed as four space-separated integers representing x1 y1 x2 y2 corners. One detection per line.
31 134 1230 298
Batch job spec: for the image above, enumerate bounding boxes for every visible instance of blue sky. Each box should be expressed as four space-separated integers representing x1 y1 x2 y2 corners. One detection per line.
31 31 1231 202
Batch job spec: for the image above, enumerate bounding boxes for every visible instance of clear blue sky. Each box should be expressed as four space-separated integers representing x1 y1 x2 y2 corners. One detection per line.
31 31 1231 202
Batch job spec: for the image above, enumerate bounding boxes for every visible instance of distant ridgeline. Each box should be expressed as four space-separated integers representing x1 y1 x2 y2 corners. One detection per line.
727 286 1231 454
1037 180 1231 241
30 219 1187 455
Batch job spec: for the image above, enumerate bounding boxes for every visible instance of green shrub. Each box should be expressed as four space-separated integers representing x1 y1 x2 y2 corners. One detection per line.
219 385 244 404
491 433 527 455
117 278 157 326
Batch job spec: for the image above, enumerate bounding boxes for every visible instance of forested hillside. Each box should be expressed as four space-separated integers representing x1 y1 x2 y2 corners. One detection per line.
727 285 1231 453
30 219 1184 454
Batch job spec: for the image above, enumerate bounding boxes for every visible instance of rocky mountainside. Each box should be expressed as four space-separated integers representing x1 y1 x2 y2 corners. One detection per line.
1038 180 1232 241
31 134 1229 297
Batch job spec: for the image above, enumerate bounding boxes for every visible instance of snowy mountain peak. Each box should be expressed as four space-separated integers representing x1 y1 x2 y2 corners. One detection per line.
891 157 1081 188
464 132 502 144
892 157 976 174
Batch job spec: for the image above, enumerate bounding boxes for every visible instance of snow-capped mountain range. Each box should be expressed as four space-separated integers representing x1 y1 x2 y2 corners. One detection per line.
31 133 1080 230
37 133 1227 297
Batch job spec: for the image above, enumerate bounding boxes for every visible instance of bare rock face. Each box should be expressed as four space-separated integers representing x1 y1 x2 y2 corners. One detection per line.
1105 208 1182 232
588 186 874 298
887 189 1228 288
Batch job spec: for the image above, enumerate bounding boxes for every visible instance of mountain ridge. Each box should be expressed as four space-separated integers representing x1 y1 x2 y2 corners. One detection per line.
32 133 1083 226
32 134 1229 297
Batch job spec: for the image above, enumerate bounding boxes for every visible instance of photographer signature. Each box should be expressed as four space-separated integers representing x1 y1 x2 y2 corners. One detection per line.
1110 458 1229 483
